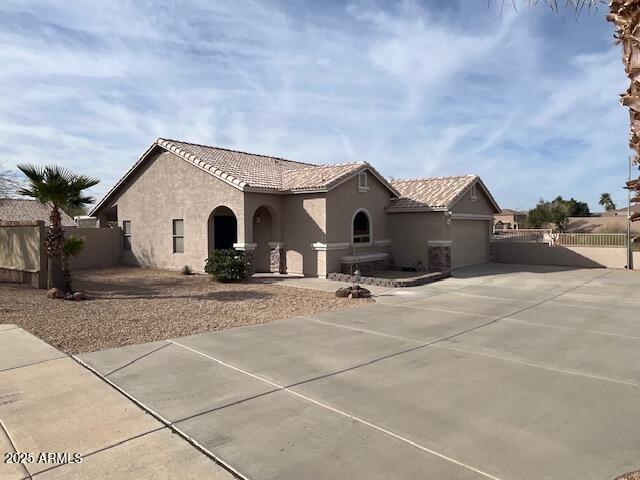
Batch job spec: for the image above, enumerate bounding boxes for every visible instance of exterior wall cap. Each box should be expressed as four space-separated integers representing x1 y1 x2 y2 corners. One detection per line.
340 252 388 263
233 242 257 251
311 242 351 251
428 240 453 247
451 213 494 221
268 242 285 249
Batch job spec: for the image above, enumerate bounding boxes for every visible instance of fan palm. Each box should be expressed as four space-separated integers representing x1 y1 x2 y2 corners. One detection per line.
599 193 617 211
62 236 85 293
17 164 99 291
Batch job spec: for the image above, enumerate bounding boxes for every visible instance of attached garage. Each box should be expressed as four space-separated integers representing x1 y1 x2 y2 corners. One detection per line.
450 219 491 269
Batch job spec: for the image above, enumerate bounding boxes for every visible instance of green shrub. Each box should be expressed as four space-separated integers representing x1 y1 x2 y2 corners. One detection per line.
204 249 247 282
181 265 193 275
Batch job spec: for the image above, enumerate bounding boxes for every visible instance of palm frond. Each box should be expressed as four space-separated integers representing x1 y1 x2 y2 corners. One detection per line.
17 164 46 184
63 235 85 257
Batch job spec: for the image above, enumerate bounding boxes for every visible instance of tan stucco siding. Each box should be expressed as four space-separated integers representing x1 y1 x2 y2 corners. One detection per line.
0 223 42 272
325 174 393 244
102 150 245 272
324 173 394 273
452 185 497 215
389 212 446 268
282 194 326 276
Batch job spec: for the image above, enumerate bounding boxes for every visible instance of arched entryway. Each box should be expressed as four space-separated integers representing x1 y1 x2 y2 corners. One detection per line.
252 206 273 272
208 206 237 254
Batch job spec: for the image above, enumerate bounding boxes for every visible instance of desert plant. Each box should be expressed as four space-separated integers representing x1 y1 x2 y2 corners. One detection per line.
62 236 85 293
17 164 99 291
181 265 193 275
204 249 247 282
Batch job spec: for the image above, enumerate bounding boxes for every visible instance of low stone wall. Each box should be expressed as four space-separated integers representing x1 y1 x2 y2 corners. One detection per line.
328 270 450 288
494 242 638 269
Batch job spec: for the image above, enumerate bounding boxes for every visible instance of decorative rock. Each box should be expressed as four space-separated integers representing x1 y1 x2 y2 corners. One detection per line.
335 287 352 298
349 286 371 299
47 288 65 299
72 291 88 301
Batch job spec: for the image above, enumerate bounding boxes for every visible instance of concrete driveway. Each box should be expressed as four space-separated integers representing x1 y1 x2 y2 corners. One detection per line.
77 263 640 480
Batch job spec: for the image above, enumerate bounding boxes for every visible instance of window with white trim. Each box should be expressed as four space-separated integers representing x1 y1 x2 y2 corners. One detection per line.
358 171 368 191
172 219 184 253
122 220 132 251
470 184 477 201
353 211 370 244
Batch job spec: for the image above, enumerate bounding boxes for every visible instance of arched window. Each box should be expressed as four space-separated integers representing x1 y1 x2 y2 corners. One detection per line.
353 210 370 244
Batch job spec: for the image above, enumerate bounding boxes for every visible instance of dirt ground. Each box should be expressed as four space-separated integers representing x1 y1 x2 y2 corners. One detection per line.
0 266 371 354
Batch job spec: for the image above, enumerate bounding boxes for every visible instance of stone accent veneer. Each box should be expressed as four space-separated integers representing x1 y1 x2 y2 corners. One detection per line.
428 245 451 272
340 259 387 275
244 250 256 276
270 247 286 274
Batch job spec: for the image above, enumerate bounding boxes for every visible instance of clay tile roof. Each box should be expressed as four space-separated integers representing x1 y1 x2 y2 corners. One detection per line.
281 162 367 191
0 198 75 225
157 138 311 189
389 175 479 210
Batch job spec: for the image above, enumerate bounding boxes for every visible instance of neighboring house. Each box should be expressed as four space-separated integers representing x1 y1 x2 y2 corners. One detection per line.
0 198 75 226
493 209 528 230
91 138 500 276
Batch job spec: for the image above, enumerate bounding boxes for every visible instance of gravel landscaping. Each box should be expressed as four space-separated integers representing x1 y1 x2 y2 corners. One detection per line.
0 266 371 354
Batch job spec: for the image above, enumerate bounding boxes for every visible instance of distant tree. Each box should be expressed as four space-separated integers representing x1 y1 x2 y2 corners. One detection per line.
527 200 550 228
599 192 617 211
527 196 586 231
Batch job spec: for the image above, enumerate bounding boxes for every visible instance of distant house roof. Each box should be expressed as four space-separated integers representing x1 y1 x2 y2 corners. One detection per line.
92 138 399 214
0 198 75 226
388 175 500 212
498 208 527 215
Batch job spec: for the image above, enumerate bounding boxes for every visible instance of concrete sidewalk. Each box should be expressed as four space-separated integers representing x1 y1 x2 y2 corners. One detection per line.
0 325 234 480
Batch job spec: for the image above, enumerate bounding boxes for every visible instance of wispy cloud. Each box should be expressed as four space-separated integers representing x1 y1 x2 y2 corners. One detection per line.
0 0 628 210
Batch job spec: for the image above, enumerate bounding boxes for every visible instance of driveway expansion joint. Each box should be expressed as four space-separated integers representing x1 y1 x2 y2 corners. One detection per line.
72 354 247 480
168 339 503 480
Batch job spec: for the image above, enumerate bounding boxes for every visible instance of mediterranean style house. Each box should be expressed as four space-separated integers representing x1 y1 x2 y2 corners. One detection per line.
91 138 501 277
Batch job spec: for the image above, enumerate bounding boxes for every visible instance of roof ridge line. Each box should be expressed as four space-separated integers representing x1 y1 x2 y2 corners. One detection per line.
281 161 367 173
157 138 316 166
391 174 478 183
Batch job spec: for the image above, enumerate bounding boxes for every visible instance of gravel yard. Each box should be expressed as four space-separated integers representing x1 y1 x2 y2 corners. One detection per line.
0 266 371 354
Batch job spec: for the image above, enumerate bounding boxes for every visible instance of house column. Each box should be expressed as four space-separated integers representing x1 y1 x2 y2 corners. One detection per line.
233 243 257 276
269 242 286 274
427 240 452 272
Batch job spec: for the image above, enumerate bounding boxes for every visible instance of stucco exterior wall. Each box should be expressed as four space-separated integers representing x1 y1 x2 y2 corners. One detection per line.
282 193 326 275
100 150 245 272
0 221 47 288
494 242 637 269
325 174 392 243
388 212 446 269
451 186 496 216
324 173 394 274
63 226 123 270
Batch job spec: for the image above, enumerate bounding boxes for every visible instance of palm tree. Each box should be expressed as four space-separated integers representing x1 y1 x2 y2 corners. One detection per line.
17 165 99 291
599 192 617 211
62 236 85 293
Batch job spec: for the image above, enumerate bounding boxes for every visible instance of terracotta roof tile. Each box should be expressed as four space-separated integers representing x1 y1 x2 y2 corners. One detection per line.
158 139 311 189
0 198 76 225
281 162 366 191
389 175 478 210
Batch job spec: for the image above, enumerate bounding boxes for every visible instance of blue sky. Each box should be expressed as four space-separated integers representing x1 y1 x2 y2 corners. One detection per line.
0 0 629 211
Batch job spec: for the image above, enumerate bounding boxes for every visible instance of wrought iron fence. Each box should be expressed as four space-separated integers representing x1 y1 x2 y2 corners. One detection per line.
553 233 628 248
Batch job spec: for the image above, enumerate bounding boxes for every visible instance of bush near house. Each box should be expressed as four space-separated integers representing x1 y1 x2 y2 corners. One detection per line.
205 249 247 282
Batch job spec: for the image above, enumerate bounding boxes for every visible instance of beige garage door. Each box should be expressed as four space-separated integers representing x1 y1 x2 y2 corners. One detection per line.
451 220 490 269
